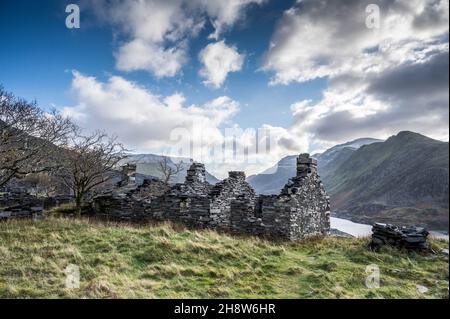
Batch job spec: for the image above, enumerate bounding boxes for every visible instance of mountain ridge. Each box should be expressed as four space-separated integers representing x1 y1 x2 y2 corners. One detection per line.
247 131 449 230
325 131 449 230
247 137 381 195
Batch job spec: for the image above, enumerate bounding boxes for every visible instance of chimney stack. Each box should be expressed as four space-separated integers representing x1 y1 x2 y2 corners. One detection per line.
122 164 137 185
228 171 246 181
185 162 206 184
297 153 317 177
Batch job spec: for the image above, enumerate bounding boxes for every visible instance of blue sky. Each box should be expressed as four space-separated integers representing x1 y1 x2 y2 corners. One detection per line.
0 0 324 129
1 0 448 177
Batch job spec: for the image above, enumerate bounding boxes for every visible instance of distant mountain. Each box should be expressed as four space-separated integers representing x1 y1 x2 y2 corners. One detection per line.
247 155 297 195
247 138 380 195
247 132 449 230
120 154 220 185
314 138 382 181
322 131 449 230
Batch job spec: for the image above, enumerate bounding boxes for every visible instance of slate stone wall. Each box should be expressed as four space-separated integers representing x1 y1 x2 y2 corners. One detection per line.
92 154 331 240
92 177 169 221
279 154 331 240
230 194 263 235
209 171 256 229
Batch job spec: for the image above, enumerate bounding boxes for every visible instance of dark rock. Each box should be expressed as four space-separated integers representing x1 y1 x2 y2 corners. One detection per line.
0 190 45 221
369 223 430 250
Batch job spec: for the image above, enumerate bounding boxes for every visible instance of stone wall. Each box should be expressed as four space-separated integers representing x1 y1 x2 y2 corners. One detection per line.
92 177 169 221
227 154 330 240
230 194 265 236
210 171 256 229
92 154 331 240
279 154 330 240
0 190 44 220
153 163 212 227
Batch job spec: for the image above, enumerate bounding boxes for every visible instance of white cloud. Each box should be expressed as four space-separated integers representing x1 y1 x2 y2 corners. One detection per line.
262 0 449 149
282 50 450 148
68 0 449 176
63 71 239 152
195 0 267 40
199 40 245 88
62 71 303 177
101 0 199 78
263 0 449 85
115 39 187 78
199 123 307 177
90 0 264 78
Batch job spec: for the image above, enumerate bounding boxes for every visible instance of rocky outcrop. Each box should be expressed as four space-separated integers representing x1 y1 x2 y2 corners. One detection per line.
370 223 430 250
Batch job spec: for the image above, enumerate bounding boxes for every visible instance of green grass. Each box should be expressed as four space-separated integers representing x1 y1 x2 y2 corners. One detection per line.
0 217 448 299
45 203 78 217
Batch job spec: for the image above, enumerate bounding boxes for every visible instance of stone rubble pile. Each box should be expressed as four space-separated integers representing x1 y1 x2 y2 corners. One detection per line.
92 176 170 221
0 187 78 221
0 189 41 207
370 223 430 250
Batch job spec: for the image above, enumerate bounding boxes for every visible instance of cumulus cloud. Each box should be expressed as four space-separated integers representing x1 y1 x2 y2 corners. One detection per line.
202 124 306 177
66 0 449 175
199 40 245 88
115 39 187 78
62 70 304 177
285 50 450 147
263 0 449 85
196 0 267 40
263 0 449 148
62 70 239 151
62 71 299 177
90 0 264 77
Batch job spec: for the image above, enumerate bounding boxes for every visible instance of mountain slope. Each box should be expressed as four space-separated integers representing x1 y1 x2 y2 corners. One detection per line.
247 138 380 195
247 155 297 195
324 131 449 230
314 138 382 181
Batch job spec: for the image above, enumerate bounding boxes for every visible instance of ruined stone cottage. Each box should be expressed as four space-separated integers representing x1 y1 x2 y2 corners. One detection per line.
92 154 330 240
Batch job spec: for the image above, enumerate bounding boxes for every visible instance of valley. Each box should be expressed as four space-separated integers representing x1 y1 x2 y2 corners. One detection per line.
247 132 449 231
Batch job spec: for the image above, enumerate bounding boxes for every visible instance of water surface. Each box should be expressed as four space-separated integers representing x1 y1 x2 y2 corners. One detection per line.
330 217 449 241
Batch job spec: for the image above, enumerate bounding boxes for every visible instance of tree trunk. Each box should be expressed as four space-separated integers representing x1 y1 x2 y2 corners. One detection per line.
75 193 83 218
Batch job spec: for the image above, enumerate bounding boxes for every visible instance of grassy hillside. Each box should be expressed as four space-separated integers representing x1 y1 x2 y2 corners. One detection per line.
0 218 448 299
323 131 449 230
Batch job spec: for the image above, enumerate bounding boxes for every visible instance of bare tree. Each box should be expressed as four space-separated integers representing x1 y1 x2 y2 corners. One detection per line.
57 130 125 217
0 86 75 187
157 156 184 184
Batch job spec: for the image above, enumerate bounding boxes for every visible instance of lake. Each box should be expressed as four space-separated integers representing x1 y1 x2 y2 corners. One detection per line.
331 217 449 240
